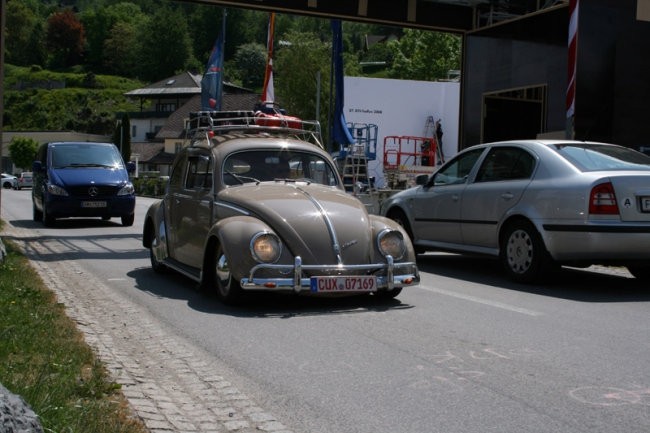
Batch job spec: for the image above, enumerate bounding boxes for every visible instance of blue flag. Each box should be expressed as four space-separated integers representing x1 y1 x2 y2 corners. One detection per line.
331 20 355 146
201 14 226 111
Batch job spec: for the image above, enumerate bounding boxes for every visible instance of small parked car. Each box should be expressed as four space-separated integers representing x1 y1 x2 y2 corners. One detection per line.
380 139 650 283
14 172 33 189
32 142 136 227
1 173 17 189
143 111 419 304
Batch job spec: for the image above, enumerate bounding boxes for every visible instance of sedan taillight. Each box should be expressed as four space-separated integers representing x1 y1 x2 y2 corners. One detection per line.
589 182 619 215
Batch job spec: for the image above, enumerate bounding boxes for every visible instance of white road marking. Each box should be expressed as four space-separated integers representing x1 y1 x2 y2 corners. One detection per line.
421 286 543 316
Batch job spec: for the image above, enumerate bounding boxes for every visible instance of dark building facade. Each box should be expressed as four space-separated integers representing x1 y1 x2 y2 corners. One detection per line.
461 0 650 150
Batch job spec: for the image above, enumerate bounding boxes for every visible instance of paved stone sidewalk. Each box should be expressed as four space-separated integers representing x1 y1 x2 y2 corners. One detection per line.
4 224 294 433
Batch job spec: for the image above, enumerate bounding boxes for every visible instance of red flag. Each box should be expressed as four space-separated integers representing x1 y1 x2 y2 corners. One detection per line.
566 0 578 119
261 13 275 103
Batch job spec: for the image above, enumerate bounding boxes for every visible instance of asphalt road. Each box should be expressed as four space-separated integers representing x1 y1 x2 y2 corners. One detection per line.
2 188 650 433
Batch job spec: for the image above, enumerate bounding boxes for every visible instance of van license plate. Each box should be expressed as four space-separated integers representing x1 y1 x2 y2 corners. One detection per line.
310 276 377 293
81 201 107 208
641 197 650 212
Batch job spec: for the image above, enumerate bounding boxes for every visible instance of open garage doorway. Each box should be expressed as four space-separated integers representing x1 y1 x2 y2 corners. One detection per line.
482 85 547 143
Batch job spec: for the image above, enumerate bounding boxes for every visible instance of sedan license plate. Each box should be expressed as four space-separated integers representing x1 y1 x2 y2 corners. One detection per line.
642 197 650 212
310 276 377 293
81 201 107 208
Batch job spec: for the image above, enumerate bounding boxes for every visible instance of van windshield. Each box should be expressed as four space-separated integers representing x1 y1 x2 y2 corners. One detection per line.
51 144 123 169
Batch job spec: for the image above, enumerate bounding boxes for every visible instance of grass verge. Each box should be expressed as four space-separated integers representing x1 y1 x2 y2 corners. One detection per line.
0 237 148 433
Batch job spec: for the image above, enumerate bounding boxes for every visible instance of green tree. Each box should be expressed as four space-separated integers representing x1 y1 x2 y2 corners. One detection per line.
388 29 461 81
103 21 140 76
81 2 147 73
233 43 266 89
9 137 39 171
136 6 194 81
5 1 46 66
45 9 86 69
275 31 332 145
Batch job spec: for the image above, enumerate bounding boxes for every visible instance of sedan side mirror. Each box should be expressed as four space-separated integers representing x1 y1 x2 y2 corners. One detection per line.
415 174 430 186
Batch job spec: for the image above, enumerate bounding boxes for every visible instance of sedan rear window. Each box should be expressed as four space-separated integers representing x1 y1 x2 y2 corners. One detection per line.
552 143 650 171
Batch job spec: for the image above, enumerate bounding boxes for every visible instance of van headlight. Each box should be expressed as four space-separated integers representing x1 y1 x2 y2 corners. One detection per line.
250 232 282 263
118 183 135 196
47 183 68 196
377 229 406 260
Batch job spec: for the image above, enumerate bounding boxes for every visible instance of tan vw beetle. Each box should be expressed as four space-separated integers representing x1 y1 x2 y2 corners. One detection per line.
142 111 419 304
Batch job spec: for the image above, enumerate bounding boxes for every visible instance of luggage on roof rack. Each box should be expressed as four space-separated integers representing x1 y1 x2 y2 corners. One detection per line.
185 110 324 149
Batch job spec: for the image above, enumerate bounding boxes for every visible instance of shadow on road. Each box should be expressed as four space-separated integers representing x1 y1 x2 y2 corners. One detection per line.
127 266 415 318
9 217 134 230
416 252 650 303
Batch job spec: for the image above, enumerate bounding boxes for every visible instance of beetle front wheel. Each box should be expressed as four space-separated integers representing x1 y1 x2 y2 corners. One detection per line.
212 244 244 305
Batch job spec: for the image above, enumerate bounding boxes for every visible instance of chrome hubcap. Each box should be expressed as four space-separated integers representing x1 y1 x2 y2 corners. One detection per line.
216 253 231 292
507 229 533 274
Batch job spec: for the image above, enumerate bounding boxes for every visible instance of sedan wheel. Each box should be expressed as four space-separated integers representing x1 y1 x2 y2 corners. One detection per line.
213 244 243 304
500 220 553 283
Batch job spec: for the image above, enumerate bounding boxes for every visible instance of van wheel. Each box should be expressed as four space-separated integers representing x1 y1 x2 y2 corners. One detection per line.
33 204 43 222
121 214 135 226
42 207 55 227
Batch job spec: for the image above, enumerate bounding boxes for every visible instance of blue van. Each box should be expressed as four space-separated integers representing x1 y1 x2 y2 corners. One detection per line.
32 142 136 227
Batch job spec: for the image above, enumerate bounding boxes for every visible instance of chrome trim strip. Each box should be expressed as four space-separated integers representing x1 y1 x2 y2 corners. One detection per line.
296 186 343 265
216 201 250 215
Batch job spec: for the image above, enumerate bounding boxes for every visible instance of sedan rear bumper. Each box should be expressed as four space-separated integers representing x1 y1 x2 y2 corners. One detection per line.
543 223 650 261
241 255 420 292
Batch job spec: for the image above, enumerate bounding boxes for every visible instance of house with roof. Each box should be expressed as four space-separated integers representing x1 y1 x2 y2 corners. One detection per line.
123 72 259 175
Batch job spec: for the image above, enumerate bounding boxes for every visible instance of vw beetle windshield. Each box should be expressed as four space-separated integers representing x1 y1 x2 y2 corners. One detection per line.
223 150 339 186
552 143 650 172
52 144 123 169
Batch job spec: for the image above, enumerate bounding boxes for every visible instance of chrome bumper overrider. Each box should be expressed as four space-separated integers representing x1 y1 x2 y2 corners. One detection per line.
240 255 420 292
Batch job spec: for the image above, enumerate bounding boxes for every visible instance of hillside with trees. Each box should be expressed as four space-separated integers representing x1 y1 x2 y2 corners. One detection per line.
3 0 461 136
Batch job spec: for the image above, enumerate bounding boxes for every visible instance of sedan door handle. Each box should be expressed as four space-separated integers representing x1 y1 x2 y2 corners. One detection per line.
501 192 514 200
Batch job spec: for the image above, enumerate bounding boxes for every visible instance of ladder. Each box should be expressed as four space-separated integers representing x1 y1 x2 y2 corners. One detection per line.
423 116 445 165
341 149 370 194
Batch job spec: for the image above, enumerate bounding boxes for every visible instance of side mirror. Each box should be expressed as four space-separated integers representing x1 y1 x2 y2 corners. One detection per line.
126 162 136 173
415 174 429 186
32 160 43 173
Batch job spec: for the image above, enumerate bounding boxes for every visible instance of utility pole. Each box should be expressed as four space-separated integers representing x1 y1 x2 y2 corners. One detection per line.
0 0 7 212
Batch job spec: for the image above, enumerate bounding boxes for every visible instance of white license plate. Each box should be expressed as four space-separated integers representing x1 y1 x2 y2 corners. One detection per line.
310 276 377 293
81 201 107 208
642 197 650 212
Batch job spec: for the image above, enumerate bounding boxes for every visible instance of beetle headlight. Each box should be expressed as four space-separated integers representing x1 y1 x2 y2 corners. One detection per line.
377 229 406 260
250 232 282 263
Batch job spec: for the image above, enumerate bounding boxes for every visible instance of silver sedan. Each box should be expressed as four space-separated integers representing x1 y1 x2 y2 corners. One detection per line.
380 140 650 283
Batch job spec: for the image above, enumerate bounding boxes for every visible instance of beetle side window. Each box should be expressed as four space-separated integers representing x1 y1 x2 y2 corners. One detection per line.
186 155 212 190
475 147 535 182
169 154 186 188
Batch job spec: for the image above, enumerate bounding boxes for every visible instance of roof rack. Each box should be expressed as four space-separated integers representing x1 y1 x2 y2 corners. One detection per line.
185 110 324 149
